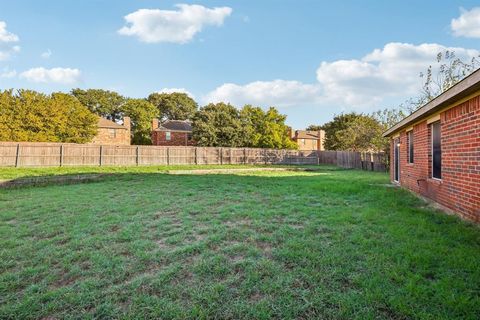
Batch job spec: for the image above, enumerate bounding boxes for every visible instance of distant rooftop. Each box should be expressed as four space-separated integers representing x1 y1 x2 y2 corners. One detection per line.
155 120 192 132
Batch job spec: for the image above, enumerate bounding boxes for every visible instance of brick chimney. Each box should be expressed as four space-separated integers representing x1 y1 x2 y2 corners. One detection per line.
317 130 325 151
152 118 159 130
123 116 131 145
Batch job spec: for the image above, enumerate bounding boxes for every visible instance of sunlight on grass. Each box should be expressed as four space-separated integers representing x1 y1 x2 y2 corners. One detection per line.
0 166 479 319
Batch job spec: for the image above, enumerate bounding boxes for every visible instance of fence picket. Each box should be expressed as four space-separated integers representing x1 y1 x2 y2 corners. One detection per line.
0 142 387 171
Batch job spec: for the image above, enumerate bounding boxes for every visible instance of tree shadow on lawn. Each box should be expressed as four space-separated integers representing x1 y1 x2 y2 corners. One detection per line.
1 170 479 319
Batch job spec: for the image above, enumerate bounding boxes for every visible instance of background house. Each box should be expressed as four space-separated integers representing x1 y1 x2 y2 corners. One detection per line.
289 129 325 151
384 69 480 222
90 117 131 145
151 119 195 146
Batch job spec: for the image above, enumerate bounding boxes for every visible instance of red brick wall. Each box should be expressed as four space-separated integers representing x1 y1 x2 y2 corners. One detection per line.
151 131 195 146
391 95 480 222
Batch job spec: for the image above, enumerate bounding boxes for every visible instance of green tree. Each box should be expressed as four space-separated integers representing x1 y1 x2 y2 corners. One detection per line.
334 115 385 152
71 88 126 121
240 105 297 149
192 103 244 147
305 124 323 131
0 90 97 143
147 92 197 121
322 113 363 150
400 50 480 113
122 99 159 145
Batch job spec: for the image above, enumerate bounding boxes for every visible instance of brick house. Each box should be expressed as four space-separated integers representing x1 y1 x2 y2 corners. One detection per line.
384 69 480 222
289 129 325 151
90 117 131 145
151 119 195 146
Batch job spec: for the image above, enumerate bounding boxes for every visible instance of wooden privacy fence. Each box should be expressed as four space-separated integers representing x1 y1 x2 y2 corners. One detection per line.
0 142 387 171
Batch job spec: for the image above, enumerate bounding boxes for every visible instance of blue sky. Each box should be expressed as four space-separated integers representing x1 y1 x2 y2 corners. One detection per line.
1 1 480 128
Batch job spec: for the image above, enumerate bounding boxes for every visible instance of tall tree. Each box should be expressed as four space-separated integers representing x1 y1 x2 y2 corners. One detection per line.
334 115 385 152
192 103 245 147
240 105 297 149
147 92 197 121
322 113 363 150
0 90 97 143
71 88 126 121
402 50 480 113
122 98 159 145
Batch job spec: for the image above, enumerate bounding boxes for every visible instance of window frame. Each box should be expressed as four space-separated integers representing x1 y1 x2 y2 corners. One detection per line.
109 128 116 138
165 131 171 141
431 121 442 180
407 130 414 164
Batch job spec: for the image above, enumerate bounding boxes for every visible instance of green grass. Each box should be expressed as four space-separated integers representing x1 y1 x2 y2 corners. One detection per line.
0 164 286 180
0 166 479 319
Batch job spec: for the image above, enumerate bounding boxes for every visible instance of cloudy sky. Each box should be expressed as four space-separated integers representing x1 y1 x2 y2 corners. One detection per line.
1 1 479 128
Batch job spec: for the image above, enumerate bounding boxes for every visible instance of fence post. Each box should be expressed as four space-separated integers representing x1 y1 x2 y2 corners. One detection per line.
243 148 247 164
15 143 20 167
220 148 223 165
264 149 267 165
60 145 64 167
99 145 103 166
167 147 170 165
136 146 139 166
195 147 198 165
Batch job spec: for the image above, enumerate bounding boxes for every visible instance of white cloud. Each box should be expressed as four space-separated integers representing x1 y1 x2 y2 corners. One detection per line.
316 42 479 105
0 67 16 78
0 21 20 61
451 7 480 38
41 49 52 59
205 42 480 109
118 4 232 43
20 67 81 84
204 80 321 107
158 87 195 98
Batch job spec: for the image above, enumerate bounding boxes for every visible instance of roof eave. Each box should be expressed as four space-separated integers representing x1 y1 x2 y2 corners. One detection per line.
383 69 480 137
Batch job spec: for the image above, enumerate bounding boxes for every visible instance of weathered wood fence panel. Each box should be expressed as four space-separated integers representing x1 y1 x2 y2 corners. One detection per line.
0 142 387 171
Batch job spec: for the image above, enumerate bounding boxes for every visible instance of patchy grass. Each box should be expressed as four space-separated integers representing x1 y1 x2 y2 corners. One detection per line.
0 167 479 319
0 164 291 180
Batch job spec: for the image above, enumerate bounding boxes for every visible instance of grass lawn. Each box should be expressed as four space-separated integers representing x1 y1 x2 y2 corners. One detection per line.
1 166 479 319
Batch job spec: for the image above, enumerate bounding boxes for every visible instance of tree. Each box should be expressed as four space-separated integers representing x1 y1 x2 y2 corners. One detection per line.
240 105 297 149
322 113 363 150
192 103 245 147
306 124 323 131
121 99 159 145
334 115 385 152
402 50 480 113
322 112 385 152
0 90 97 143
71 88 126 121
147 92 197 121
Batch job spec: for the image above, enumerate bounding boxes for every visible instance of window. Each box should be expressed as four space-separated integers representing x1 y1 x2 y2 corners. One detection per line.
431 121 441 179
109 129 116 138
165 131 171 141
187 133 193 140
408 131 414 163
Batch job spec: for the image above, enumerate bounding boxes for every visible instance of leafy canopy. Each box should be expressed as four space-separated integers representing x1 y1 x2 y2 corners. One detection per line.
122 99 159 145
323 112 384 152
0 90 97 143
192 102 245 147
240 105 297 149
147 92 197 121
71 88 126 121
